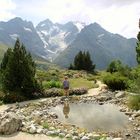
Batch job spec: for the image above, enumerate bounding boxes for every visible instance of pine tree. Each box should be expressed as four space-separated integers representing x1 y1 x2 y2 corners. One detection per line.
71 51 95 72
136 19 140 64
0 48 12 71
1 38 40 98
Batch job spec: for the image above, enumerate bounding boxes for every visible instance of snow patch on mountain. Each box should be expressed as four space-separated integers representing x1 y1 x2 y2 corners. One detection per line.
40 23 45 27
24 27 32 32
49 31 67 50
10 34 19 40
37 31 49 48
73 22 85 32
98 34 104 38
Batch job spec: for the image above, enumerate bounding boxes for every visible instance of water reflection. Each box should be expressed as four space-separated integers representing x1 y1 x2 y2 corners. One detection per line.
51 103 129 132
63 100 70 119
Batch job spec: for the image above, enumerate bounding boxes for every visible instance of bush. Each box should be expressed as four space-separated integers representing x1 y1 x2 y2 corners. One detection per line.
128 95 140 110
103 73 128 90
69 88 87 95
43 88 63 97
3 92 27 103
43 80 62 89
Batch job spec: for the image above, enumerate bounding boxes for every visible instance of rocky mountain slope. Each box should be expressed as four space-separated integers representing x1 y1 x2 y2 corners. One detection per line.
54 23 137 69
0 17 137 69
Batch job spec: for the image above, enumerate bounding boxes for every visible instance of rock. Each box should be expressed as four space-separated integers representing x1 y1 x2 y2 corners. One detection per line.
137 127 140 131
115 91 125 98
87 133 93 139
125 133 131 137
72 136 79 140
125 112 133 116
79 132 85 138
29 124 36 134
65 133 72 138
49 126 55 130
59 132 65 137
0 112 22 135
42 129 48 134
46 130 56 136
112 138 123 140
36 128 43 134
81 136 90 140
92 134 100 139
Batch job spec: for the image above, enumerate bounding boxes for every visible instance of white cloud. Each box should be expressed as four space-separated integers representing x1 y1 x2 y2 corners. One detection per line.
0 0 16 20
0 0 140 38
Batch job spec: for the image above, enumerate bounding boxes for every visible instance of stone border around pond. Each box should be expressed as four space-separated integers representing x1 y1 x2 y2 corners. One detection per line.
0 91 140 140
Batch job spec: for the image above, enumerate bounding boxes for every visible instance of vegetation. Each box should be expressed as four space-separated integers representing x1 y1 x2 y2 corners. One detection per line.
42 121 49 129
107 60 123 73
128 95 140 110
69 78 95 89
136 20 140 64
103 73 128 90
42 80 62 89
0 39 41 103
69 51 95 72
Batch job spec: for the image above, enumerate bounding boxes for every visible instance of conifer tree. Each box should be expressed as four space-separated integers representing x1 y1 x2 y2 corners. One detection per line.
71 51 95 72
136 19 140 64
1 38 40 98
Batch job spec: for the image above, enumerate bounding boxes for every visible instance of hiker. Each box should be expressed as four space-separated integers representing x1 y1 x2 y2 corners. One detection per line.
63 76 69 97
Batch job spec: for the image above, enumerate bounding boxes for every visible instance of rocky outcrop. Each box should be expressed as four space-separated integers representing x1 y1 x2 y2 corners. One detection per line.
0 112 22 135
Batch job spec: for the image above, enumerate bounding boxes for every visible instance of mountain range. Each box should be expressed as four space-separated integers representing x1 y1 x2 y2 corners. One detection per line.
0 17 137 69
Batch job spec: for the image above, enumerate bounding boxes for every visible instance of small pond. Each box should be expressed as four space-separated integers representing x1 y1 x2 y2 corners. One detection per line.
51 102 129 132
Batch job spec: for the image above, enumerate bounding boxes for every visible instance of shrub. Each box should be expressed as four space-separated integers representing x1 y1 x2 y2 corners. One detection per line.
43 88 63 97
69 88 87 95
128 95 140 110
3 92 27 103
103 73 128 90
42 121 49 129
43 80 62 89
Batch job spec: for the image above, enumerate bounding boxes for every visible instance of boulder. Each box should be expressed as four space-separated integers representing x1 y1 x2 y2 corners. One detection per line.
81 136 90 140
0 112 22 135
115 91 125 98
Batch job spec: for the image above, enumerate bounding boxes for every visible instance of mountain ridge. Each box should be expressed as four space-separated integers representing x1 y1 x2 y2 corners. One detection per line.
0 17 137 69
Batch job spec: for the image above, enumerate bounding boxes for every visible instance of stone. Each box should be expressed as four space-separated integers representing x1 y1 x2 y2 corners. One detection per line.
36 128 43 134
29 125 36 134
0 112 22 135
72 136 79 140
87 133 93 139
92 134 100 139
112 138 123 140
115 91 125 98
59 132 65 137
81 136 90 140
65 133 72 138
46 130 56 136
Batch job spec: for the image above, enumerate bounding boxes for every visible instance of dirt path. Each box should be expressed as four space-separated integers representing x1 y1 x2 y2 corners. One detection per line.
0 132 65 140
86 80 107 96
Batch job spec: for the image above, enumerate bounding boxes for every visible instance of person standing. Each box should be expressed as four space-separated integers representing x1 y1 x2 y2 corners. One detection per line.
63 76 69 97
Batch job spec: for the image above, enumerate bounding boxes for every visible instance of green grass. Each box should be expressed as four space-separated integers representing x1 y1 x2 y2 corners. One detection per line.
69 78 95 89
128 95 140 110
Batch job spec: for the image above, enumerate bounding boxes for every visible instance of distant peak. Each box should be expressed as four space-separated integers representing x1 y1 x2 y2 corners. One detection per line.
9 17 23 22
92 22 101 27
43 19 53 24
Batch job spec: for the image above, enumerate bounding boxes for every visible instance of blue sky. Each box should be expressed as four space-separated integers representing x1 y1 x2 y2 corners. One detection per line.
0 0 140 38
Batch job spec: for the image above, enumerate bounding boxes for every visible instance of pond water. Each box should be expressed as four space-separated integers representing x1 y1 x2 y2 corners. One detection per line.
51 102 129 132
